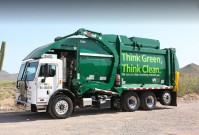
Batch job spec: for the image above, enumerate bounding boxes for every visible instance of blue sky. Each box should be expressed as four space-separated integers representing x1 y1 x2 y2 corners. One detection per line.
0 0 199 73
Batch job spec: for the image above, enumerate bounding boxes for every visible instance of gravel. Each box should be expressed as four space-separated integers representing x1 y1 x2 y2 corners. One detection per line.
0 101 199 135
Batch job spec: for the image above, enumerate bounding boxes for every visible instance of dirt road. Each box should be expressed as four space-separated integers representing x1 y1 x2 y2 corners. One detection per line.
0 101 199 135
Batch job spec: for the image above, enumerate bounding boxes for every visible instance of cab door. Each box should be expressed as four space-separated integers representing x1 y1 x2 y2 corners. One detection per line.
37 64 58 103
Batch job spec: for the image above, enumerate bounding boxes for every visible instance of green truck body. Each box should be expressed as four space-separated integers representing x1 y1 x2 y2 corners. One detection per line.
16 29 180 119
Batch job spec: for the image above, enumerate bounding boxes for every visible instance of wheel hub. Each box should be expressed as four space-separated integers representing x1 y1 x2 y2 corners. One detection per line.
128 96 137 109
55 100 69 115
163 93 171 104
146 96 154 108
60 105 65 110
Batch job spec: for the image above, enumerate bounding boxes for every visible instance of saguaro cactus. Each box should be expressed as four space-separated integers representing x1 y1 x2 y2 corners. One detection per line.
0 41 6 71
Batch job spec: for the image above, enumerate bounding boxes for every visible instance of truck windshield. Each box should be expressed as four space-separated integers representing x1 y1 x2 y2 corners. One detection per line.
17 62 39 81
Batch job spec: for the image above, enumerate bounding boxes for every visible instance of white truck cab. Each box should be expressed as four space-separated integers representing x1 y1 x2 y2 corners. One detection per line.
16 57 63 112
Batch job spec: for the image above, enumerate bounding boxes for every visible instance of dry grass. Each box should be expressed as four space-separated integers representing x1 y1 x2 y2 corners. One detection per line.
178 74 199 96
0 81 16 111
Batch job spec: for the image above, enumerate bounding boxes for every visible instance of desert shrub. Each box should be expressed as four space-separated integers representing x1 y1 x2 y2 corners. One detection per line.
0 82 15 101
178 74 199 96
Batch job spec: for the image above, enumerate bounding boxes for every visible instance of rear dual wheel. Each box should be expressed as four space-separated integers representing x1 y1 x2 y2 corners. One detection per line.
140 91 156 110
121 92 140 111
121 91 157 111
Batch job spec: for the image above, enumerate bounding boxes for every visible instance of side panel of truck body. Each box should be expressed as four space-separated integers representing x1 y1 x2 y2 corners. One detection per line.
79 39 113 83
121 51 166 85
77 36 178 95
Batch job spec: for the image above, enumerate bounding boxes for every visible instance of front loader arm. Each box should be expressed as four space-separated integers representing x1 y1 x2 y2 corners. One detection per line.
75 29 119 93
55 28 119 94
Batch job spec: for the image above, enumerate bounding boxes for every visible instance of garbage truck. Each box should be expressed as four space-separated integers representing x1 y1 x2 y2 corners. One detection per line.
16 28 180 119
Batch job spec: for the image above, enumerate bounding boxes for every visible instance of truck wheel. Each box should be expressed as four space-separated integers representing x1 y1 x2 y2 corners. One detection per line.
140 92 156 110
160 91 172 105
121 92 140 112
50 95 73 119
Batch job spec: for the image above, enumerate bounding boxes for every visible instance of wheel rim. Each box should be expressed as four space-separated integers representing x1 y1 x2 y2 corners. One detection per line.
146 96 154 108
163 92 171 104
55 100 69 115
128 96 137 109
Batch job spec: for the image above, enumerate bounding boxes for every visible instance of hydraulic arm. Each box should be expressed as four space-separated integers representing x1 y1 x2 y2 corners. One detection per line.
56 28 119 94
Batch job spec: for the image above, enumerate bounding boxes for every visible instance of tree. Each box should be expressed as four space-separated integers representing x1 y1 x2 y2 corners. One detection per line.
0 41 6 71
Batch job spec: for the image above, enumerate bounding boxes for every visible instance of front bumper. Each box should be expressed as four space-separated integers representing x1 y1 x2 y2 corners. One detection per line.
16 100 31 111
16 100 47 112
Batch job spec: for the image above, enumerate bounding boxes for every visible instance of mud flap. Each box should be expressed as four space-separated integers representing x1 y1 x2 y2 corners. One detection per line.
170 92 177 106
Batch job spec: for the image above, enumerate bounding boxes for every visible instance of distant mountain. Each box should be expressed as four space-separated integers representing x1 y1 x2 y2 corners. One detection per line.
0 70 18 81
0 70 10 76
180 63 199 75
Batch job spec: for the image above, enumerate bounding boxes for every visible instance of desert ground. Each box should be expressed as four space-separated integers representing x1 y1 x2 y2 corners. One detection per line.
0 97 199 135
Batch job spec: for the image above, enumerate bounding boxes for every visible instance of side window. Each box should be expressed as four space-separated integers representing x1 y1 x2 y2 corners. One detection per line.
49 65 56 77
39 64 56 77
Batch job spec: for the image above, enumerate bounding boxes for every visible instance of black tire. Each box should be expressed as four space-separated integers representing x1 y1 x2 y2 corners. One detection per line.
48 107 56 119
140 91 156 110
49 95 73 119
159 91 172 105
121 92 140 112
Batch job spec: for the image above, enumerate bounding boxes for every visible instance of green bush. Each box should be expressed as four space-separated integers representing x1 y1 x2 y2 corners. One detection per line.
0 81 16 87
178 74 199 96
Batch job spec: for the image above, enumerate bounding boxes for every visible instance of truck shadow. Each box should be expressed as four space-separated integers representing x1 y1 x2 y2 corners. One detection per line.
0 111 52 123
155 106 174 110
73 106 173 117
72 107 118 117
0 106 173 123
0 108 118 123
